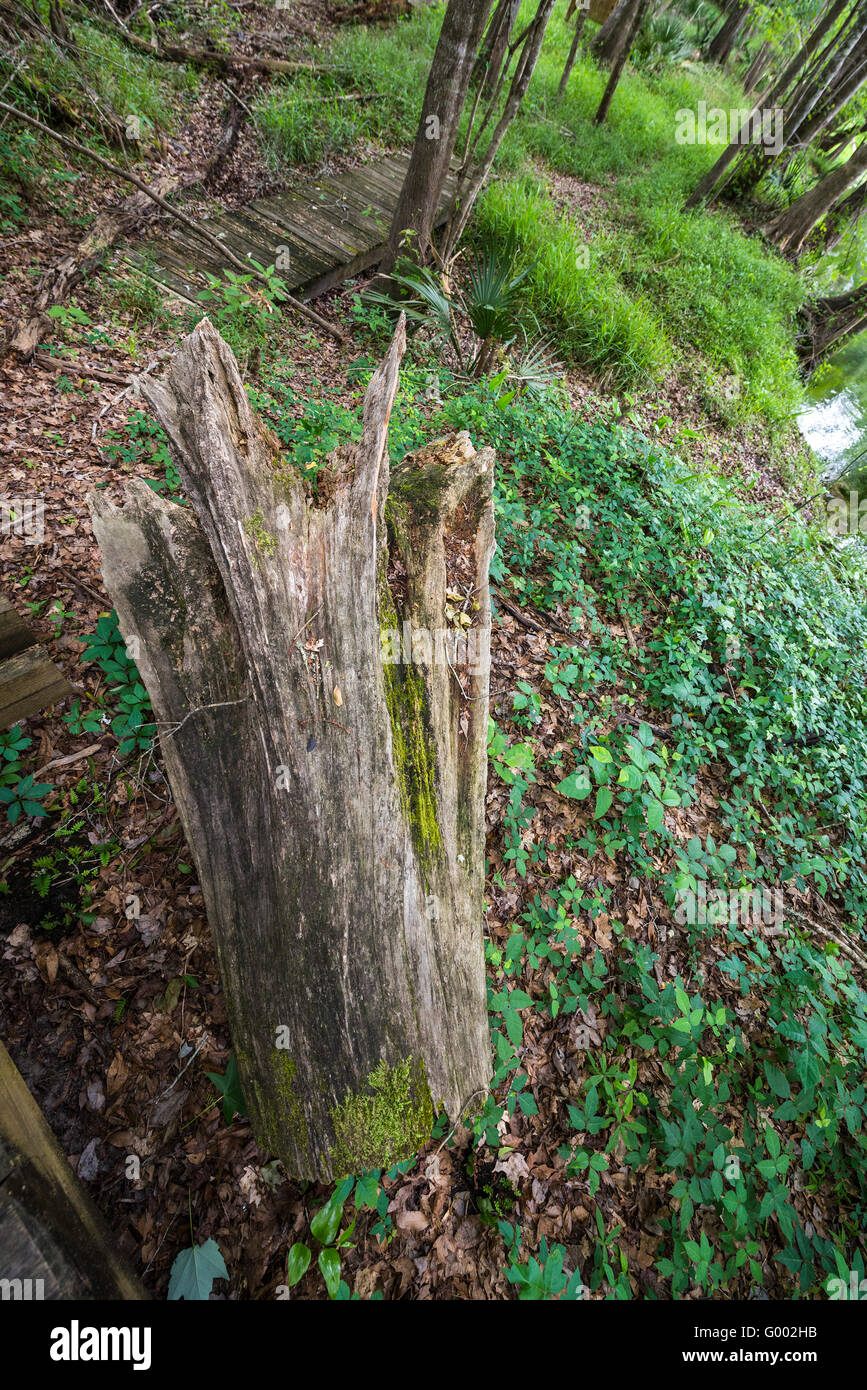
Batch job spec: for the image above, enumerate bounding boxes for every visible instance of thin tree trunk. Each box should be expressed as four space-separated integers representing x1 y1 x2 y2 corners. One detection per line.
706 0 751 66
590 0 633 65
684 0 855 209
48 0 71 45
88 318 495 1180
743 40 771 93
765 136 867 256
594 0 649 126
558 7 589 96
383 0 493 270
471 0 521 103
441 0 557 260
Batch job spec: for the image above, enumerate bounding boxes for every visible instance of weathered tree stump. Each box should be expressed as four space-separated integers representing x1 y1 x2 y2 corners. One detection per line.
88 317 494 1179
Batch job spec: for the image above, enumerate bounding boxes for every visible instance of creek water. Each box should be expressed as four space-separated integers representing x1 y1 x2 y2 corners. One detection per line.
799 331 867 495
797 236 867 497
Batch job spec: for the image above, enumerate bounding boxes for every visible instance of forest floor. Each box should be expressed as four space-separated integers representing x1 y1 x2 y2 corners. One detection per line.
1 3 865 1303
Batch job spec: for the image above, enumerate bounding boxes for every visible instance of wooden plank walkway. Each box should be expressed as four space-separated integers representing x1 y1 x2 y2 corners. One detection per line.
125 150 458 305
0 595 72 731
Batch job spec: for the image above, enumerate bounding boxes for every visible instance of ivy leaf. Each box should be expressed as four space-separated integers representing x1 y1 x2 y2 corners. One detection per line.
205 1054 247 1123
764 1063 790 1099
556 769 591 800
508 989 534 1009
594 787 614 819
318 1246 341 1299
168 1239 228 1301
311 1192 345 1247
286 1242 311 1286
588 745 612 763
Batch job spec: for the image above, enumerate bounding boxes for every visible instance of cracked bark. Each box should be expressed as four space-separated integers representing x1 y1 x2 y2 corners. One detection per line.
88 317 494 1179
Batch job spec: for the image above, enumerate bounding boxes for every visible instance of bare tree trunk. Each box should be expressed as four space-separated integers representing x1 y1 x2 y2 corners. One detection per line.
48 0 71 45
765 136 867 255
594 0 649 126
706 0 751 66
743 40 772 93
590 0 633 65
441 0 557 259
471 0 521 102
88 318 494 1180
382 0 493 270
820 177 867 253
684 0 856 209
558 5 589 96
800 280 867 369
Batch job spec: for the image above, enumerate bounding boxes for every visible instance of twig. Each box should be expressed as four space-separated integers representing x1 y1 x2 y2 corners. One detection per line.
158 699 247 741
287 604 323 656
54 565 106 606
492 585 572 637
782 905 867 974
35 741 103 777
0 101 346 344
152 1039 206 1103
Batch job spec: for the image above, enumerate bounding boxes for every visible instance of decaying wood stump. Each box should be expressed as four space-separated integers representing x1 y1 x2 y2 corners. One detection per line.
88 317 494 1179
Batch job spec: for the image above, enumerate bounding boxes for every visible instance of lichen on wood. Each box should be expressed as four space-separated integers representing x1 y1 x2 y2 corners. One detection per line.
88 314 494 1179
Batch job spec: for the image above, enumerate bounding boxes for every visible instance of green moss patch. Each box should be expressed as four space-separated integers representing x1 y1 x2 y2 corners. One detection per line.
329 1055 433 1175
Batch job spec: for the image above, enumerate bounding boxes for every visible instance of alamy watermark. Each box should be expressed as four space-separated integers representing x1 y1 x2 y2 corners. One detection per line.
675 102 784 157
825 490 867 538
380 620 488 676
1 496 44 544
675 884 786 927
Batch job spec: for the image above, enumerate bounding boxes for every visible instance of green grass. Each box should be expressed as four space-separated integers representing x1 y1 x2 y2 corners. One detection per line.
254 76 370 170
254 6 442 171
488 16 807 420
291 4 807 427
0 17 197 224
474 175 671 388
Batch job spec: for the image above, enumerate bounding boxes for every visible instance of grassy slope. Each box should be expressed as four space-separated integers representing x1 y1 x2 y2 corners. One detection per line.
253 5 807 433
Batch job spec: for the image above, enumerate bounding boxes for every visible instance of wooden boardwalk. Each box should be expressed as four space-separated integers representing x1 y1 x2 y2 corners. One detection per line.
0 595 72 731
126 150 457 305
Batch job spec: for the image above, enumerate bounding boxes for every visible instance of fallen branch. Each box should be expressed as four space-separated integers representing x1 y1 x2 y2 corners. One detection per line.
783 905 867 974
492 585 572 637
35 742 103 778
0 102 346 349
35 352 131 385
4 69 253 356
56 950 103 1007
65 4 327 78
